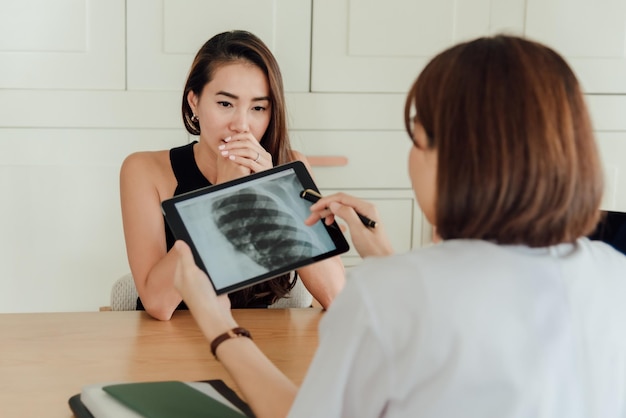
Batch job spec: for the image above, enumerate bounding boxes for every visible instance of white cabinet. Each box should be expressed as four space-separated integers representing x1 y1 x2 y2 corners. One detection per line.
126 0 312 92
290 112 423 264
291 131 419 263
291 131 412 190
311 0 626 94
308 0 626 255
2 0 625 312
0 128 186 313
287 69 430 258
320 190 418 267
0 0 125 89
587 96 626 212
311 0 518 93
525 0 626 93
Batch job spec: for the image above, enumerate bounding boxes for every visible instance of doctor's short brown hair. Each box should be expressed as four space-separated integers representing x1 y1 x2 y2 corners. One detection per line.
404 35 603 247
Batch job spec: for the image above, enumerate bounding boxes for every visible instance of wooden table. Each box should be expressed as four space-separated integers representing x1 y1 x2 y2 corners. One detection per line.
0 308 323 418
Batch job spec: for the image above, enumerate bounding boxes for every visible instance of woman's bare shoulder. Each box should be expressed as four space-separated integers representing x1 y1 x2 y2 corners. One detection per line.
121 149 172 178
120 149 176 197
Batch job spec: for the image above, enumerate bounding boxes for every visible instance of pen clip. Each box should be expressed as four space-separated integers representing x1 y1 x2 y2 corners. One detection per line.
300 189 322 199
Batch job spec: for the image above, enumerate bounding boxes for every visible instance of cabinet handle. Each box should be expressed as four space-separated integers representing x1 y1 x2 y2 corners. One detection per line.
306 156 348 167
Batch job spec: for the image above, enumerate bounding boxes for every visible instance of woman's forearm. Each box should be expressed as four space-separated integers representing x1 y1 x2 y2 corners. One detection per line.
297 256 346 309
214 336 298 418
133 249 183 320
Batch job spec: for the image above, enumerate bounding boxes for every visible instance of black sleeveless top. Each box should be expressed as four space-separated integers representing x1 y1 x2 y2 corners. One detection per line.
136 141 274 310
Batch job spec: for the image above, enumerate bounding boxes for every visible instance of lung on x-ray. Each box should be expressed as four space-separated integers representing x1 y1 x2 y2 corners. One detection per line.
166 164 347 293
211 188 317 269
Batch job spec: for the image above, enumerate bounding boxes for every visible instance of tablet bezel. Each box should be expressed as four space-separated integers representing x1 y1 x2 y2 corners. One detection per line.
161 160 349 295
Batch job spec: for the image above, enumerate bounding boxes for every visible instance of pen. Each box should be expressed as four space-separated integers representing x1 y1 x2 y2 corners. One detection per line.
300 189 377 229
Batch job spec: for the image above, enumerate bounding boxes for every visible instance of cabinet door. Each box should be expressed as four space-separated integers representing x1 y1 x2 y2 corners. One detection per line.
312 0 626 94
0 128 186 313
320 189 417 267
525 0 626 93
127 0 311 92
587 96 626 212
311 0 518 93
0 0 125 89
291 130 413 190
291 130 417 265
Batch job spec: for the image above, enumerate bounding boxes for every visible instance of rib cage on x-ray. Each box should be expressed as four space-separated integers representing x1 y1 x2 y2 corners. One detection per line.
211 188 315 270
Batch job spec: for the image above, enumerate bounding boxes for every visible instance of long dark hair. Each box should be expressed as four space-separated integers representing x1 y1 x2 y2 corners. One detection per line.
182 30 294 165
182 30 297 306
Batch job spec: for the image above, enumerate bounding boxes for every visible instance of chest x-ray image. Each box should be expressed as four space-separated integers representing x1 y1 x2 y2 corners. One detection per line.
174 169 336 291
212 189 315 268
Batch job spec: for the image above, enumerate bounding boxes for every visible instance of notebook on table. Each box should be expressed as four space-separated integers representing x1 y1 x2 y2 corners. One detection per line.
68 379 254 418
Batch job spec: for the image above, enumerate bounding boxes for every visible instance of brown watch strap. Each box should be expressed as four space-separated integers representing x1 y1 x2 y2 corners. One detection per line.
210 327 252 359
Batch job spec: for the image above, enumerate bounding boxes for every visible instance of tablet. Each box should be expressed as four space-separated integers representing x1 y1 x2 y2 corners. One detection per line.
162 161 349 295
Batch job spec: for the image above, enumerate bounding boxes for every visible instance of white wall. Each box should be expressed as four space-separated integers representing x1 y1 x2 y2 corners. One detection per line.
0 0 409 313
1 0 625 313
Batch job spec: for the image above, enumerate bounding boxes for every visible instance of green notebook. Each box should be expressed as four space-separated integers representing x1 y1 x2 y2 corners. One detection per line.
102 381 247 418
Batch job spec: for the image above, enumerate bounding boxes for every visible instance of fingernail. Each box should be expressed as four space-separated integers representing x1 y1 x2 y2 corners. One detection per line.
223 136 231 142
218 144 225 150
229 155 235 160
221 150 228 156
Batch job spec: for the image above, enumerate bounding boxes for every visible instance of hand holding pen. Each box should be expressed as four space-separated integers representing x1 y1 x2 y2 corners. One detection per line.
302 190 394 258
301 189 376 228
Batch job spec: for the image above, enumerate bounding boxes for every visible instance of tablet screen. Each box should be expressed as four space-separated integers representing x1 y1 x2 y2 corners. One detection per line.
162 161 349 294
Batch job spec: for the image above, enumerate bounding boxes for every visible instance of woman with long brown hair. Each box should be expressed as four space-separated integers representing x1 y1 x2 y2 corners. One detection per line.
121 30 345 320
